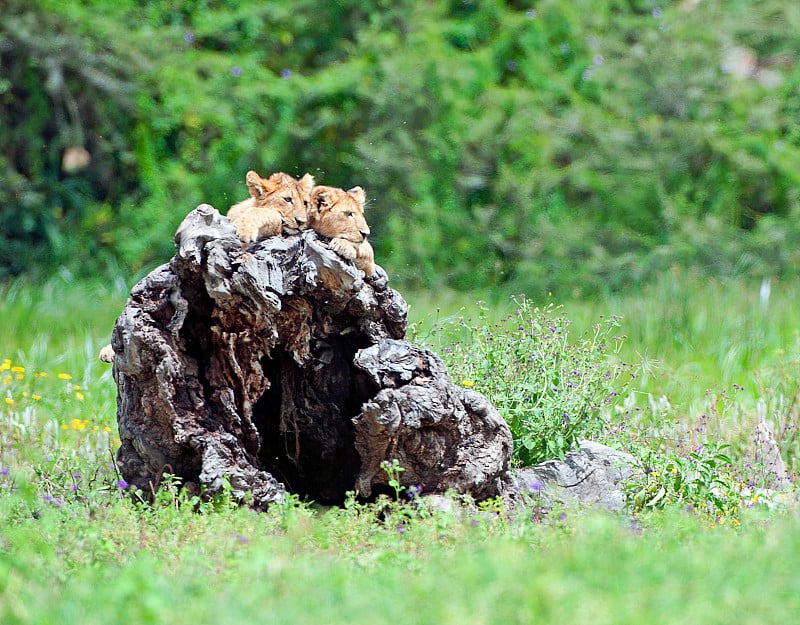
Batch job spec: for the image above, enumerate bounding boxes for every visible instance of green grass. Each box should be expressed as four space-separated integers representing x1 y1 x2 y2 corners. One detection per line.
2 495 800 625
2 272 800 624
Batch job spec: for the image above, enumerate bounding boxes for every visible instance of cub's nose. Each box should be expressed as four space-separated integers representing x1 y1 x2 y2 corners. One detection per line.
360 226 370 239
296 216 307 227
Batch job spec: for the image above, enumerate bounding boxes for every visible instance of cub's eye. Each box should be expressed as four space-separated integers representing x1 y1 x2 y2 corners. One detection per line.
283 196 294 204
345 211 354 218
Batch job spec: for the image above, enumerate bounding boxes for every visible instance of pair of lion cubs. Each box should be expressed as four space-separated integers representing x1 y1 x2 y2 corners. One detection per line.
98 170 376 363
227 170 375 276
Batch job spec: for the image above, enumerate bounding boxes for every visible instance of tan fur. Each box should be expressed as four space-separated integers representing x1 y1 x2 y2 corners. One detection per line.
98 344 114 363
228 170 315 243
307 185 375 276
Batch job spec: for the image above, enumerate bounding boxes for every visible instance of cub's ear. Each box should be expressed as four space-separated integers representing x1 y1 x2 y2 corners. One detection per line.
299 173 315 195
310 186 333 212
347 186 366 207
245 170 269 200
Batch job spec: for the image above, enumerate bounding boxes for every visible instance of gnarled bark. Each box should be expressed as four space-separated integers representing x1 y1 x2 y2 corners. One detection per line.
111 204 514 508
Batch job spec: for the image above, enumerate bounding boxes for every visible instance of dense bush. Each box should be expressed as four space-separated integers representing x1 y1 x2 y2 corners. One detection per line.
0 0 147 276
2 0 800 294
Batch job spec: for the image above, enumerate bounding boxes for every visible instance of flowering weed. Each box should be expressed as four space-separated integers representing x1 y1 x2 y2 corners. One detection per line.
0 355 120 500
414 296 635 465
626 442 741 520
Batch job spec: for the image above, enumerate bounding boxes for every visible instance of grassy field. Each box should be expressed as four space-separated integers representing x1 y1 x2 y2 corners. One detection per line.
1 272 799 624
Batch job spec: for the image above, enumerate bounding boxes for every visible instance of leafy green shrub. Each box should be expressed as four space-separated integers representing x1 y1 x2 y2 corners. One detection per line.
354 0 800 295
625 442 742 521
413 296 634 465
5 0 800 296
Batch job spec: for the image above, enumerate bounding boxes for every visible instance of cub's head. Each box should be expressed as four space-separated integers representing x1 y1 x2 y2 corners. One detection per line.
245 170 315 233
307 185 370 243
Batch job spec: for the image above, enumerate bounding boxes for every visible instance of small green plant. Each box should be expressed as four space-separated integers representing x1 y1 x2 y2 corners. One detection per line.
416 296 634 465
380 459 406 501
626 442 742 523
142 473 241 515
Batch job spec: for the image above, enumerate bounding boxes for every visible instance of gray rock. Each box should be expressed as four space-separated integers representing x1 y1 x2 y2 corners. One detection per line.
514 441 640 512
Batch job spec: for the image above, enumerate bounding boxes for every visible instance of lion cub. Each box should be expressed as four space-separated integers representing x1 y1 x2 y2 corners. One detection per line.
308 185 375 276
228 170 315 243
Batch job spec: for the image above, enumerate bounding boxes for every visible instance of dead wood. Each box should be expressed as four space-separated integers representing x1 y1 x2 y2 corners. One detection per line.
110 204 514 508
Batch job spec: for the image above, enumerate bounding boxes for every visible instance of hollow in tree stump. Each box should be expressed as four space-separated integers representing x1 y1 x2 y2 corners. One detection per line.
110 204 515 508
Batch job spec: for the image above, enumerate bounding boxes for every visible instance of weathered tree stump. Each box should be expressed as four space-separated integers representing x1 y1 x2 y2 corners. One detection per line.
110 204 514 509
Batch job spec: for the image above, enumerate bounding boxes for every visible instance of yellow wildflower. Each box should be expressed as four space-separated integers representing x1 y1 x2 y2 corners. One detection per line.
4 397 13 406
75 392 85 401
31 394 42 401
103 426 112 433
0 359 10 371
73 384 80 391
15 374 23 380
38 372 48 378
462 380 475 388
57 373 72 380
3 375 10 385
61 424 69 430
650 471 660 477
10 366 24 373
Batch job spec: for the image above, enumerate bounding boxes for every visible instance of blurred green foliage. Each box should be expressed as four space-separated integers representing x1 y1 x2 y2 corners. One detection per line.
2 0 800 294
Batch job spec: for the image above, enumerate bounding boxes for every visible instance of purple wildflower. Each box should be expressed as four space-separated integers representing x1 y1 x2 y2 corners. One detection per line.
116 479 129 490
184 31 195 43
231 66 242 78
281 68 292 79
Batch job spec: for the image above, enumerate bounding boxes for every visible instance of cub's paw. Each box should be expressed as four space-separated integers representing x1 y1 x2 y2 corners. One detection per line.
329 237 358 260
230 216 260 243
250 207 282 238
99 344 115 363
355 240 376 276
